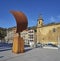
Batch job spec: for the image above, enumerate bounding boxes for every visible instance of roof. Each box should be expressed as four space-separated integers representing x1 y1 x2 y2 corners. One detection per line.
37 22 60 28
45 22 60 26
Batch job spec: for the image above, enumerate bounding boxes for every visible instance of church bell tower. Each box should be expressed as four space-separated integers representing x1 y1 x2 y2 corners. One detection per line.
37 15 44 27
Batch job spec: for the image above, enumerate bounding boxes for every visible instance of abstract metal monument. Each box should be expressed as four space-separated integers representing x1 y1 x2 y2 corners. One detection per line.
10 11 28 53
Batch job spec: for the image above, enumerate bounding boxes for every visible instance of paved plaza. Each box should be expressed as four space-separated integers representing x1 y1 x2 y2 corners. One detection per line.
0 47 60 61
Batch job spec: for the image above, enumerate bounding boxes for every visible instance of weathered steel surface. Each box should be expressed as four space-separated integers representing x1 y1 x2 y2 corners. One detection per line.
10 11 28 33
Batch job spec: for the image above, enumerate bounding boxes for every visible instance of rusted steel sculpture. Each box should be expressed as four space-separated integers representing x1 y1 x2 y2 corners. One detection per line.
10 11 28 32
10 10 28 53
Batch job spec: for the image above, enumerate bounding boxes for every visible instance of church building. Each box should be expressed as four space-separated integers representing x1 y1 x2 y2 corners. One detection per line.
37 16 60 47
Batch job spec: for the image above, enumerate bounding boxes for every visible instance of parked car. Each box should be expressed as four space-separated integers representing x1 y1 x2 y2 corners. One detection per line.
47 43 57 47
37 43 43 48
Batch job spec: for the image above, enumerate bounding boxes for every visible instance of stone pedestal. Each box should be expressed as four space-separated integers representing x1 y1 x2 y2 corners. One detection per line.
12 33 24 53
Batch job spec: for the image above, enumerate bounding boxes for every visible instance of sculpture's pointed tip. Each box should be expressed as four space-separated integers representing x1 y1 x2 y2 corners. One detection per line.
10 10 28 33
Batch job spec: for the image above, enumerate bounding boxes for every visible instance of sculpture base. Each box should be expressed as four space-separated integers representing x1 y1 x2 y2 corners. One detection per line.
12 33 24 54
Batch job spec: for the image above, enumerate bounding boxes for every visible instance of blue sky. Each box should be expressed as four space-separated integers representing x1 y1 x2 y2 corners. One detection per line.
0 0 60 28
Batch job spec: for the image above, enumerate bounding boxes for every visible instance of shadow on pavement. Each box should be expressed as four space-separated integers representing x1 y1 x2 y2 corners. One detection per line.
0 43 12 52
0 43 33 52
0 48 12 52
24 48 32 52
0 56 4 58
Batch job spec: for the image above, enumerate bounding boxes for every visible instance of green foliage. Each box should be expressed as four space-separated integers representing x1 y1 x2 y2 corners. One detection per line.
0 28 7 39
34 29 37 32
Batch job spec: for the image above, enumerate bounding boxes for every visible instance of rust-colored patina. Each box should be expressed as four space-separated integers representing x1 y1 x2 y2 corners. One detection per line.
10 11 28 33
10 10 28 53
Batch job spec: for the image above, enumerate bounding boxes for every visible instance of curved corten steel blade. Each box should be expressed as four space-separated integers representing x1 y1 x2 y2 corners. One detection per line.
10 11 28 33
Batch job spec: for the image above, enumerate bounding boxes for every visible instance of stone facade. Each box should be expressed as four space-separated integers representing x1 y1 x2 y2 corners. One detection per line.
37 17 60 46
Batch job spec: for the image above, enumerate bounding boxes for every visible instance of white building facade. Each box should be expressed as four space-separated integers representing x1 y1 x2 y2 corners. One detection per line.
5 27 36 47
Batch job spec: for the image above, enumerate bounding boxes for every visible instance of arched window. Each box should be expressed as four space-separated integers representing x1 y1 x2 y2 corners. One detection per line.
39 21 40 24
53 28 56 32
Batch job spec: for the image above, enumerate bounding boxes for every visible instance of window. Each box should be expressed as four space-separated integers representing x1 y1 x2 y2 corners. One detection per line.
30 40 33 41
29 34 33 39
29 31 33 33
53 28 56 32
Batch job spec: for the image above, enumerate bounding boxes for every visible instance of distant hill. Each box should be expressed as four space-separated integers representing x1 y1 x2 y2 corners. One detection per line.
28 26 36 30
7 26 37 30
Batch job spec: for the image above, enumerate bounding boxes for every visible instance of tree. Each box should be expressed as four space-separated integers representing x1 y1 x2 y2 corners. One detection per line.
0 28 7 42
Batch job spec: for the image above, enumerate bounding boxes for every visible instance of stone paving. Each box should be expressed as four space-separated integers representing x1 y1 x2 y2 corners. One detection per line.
0 47 60 61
